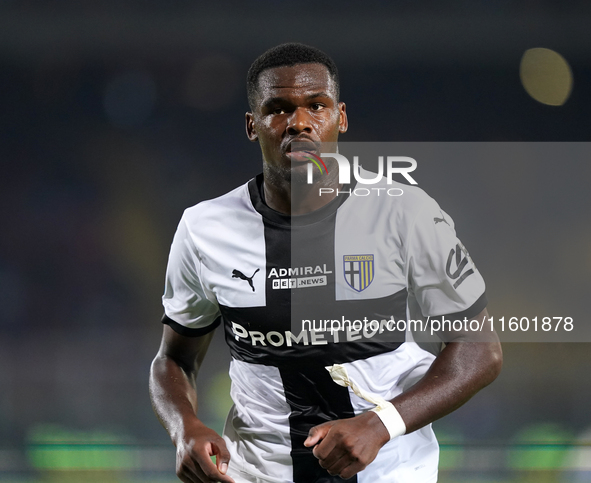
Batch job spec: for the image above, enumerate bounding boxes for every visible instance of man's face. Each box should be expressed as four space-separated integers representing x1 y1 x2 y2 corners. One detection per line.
245 63 347 183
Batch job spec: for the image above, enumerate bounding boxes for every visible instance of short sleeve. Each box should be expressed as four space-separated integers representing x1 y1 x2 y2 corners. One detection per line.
161 215 221 335
406 197 486 318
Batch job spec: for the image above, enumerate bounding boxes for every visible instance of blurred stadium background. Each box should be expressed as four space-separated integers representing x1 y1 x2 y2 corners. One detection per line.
1 1 591 481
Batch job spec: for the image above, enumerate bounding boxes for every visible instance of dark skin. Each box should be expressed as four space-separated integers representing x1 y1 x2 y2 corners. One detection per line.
150 327 235 483
245 63 348 215
149 63 503 482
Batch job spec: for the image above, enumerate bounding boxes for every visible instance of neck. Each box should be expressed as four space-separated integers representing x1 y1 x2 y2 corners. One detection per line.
263 169 342 216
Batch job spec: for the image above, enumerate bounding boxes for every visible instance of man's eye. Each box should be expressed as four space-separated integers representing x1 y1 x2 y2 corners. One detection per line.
272 108 285 115
311 103 324 111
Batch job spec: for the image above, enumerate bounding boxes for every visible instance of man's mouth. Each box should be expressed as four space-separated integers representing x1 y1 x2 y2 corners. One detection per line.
286 140 321 163
287 151 315 163
287 138 319 150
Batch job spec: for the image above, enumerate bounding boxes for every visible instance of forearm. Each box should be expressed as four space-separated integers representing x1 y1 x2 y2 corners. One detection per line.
391 337 502 433
149 354 202 444
150 328 233 482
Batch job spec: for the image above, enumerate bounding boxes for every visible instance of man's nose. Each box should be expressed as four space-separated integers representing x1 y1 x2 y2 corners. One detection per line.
287 108 312 135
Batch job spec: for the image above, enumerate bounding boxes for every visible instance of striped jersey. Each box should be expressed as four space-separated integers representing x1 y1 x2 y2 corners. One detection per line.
162 173 486 483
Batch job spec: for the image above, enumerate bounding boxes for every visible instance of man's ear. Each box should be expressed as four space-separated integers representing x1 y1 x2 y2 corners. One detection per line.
245 112 258 142
338 102 348 133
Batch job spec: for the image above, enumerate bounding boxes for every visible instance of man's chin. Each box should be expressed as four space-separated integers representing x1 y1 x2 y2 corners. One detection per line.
264 159 326 186
288 163 312 185
265 160 305 180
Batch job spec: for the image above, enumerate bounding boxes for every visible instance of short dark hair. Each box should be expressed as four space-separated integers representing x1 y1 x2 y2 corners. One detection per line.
247 42 340 110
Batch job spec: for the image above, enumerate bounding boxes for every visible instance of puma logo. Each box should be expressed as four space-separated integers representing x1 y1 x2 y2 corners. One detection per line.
434 211 450 226
232 269 260 292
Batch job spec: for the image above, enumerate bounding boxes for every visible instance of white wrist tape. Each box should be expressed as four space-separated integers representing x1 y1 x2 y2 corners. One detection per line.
369 402 406 440
326 364 406 441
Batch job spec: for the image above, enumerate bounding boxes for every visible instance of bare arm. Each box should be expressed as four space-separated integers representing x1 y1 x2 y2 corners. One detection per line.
305 308 502 478
390 308 502 432
149 324 235 483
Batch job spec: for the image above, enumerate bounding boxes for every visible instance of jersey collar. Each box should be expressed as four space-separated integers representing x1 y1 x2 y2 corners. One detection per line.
248 173 355 226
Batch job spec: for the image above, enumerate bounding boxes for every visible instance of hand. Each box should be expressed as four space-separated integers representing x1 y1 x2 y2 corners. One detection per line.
303 411 390 479
174 420 235 483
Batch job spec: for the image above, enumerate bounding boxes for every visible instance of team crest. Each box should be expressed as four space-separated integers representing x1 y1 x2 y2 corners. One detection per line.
343 255 374 292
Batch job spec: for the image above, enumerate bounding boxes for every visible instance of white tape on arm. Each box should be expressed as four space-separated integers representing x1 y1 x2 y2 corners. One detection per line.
369 402 406 440
326 364 406 440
